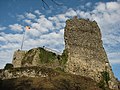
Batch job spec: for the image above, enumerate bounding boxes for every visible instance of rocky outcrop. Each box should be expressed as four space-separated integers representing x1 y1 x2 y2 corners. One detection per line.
0 67 102 90
0 66 58 80
64 17 118 90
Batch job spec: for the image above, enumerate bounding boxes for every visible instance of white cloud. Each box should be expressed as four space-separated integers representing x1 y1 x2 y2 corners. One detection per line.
108 52 120 59
65 8 77 17
25 13 36 19
9 24 23 32
34 10 41 15
17 15 25 20
0 26 6 31
0 50 13 69
31 23 49 34
24 19 32 24
36 16 53 29
109 59 120 64
106 2 120 11
85 2 92 7
0 37 5 42
95 2 106 12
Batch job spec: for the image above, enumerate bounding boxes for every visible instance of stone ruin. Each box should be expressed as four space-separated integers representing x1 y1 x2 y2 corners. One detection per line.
64 17 118 89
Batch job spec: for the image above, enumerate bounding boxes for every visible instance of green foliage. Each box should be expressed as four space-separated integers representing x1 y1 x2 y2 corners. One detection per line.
101 71 110 85
97 80 106 90
98 71 110 90
4 63 13 70
59 49 68 65
38 47 57 64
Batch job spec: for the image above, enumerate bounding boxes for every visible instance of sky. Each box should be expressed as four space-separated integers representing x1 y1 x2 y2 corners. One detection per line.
0 0 120 80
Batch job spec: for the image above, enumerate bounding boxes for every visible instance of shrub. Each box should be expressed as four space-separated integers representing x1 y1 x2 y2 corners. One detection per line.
101 71 110 85
59 49 68 65
97 80 106 90
98 71 110 90
38 47 57 64
4 63 13 70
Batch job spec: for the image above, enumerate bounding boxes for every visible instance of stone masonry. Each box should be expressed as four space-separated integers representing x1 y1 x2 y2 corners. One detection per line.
64 17 118 90
12 50 26 67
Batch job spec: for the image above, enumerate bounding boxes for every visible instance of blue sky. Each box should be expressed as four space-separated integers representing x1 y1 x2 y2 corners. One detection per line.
0 0 120 80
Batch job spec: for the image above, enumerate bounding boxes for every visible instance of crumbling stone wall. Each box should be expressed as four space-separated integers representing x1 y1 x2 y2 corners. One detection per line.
64 17 118 90
12 50 26 67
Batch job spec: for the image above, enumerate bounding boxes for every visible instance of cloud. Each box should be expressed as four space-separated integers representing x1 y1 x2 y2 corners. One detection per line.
9 24 23 32
0 26 6 31
23 19 32 25
34 10 41 15
108 52 120 59
106 2 120 11
17 15 25 20
0 50 13 69
36 15 54 30
85 2 92 7
65 8 77 17
109 59 120 64
25 13 36 19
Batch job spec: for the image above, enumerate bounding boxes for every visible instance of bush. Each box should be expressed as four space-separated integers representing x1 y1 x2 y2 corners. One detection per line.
97 80 106 90
59 49 68 65
98 71 110 90
101 71 110 85
38 47 57 64
4 63 13 70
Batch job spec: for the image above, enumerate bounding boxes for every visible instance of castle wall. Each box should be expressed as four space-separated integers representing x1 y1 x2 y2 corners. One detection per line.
12 50 26 68
64 17 118 89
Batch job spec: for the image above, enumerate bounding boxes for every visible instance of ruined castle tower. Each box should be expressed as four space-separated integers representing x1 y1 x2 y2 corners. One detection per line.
12 50 26 67
64 17 118 89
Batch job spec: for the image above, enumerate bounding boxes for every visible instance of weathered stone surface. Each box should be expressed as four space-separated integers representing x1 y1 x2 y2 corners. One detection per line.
64 17 118 90
0 66 57 80
12 50 26 67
